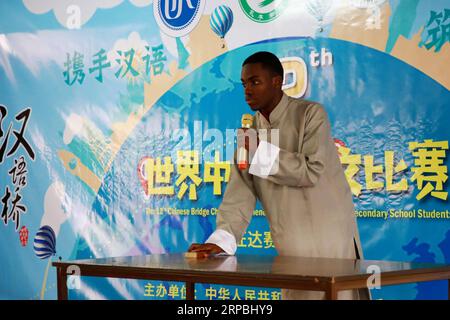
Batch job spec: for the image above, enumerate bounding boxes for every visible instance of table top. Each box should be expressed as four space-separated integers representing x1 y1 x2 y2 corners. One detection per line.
52 253 450 282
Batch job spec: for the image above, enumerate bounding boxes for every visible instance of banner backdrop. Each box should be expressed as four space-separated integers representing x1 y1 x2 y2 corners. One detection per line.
1 0 449 300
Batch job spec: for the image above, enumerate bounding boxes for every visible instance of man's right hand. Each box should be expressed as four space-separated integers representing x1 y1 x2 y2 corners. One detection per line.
187 243 225 254
237 128 259 152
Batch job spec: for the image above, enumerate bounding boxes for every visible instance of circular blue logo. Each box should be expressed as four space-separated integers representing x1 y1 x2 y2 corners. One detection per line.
154 0 206 37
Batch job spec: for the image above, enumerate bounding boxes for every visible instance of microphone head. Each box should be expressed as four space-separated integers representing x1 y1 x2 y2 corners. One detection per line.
241 114 253 128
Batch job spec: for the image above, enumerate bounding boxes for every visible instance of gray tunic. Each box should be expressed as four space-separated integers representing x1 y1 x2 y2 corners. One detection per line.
215 93 370 300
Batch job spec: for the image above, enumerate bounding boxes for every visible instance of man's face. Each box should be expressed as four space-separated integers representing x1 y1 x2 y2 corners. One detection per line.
241 63 282 111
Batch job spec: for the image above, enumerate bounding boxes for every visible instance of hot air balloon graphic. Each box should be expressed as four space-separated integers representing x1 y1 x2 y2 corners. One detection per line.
210 5 234 48
19 226 29 247
34 225 59 300
306 0 333 33
33 225 56 259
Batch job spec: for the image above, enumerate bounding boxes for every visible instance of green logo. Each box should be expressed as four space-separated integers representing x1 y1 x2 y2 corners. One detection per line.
239 0 289 23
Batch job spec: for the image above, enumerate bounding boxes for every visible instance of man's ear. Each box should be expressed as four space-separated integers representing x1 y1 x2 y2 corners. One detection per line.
272 75 283 88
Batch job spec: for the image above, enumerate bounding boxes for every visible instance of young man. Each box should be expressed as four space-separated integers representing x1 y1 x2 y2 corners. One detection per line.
188 51 368 300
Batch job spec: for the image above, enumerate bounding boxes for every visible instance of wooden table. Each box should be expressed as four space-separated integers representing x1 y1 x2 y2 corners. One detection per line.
52 254 450 300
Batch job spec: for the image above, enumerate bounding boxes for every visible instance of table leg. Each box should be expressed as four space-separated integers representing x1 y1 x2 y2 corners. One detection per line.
57 267 68 300
325 284 338 300
186 282 195 300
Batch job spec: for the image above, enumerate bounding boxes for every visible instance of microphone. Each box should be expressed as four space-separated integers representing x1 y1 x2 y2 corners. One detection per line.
237 114 253 170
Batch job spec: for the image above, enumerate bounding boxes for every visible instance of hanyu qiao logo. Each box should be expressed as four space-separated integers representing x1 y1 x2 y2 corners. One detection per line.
153 0 206 37
239 0 289 23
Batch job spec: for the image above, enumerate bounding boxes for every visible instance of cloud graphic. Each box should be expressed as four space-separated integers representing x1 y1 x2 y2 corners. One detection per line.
40 181 70 236
107 31 149 68
0 34 16 83
63 113 85 145
129 0 153 7
22 0 153 28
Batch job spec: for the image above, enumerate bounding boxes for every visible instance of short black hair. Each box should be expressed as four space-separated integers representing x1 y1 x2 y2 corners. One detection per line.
242 51 284 77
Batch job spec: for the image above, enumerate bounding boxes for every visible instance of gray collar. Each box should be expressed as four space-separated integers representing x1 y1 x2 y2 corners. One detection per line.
257 93 289 127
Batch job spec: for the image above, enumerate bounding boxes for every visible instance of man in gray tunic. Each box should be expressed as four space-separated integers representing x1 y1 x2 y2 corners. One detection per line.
188 51 369 300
